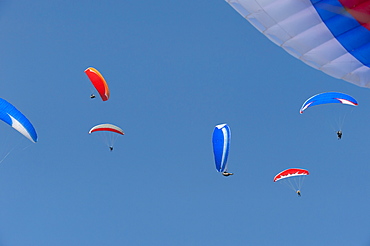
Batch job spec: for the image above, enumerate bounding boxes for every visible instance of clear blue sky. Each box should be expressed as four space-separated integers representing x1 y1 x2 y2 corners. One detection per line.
0 1 369 245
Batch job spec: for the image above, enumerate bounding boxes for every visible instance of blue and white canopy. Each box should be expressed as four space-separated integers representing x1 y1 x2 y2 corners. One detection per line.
0 99 37 143
226 0 370 88
212 124 231 173
300 92 358 113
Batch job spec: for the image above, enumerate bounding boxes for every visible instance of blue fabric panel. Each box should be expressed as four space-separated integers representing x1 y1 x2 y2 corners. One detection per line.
311 0 370 66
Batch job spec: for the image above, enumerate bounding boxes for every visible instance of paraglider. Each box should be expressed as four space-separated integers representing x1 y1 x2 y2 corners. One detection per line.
0 98 37 164
84 67 110 101
274 168 309 196
300 92 358 139
226 0 370 88
299 92 358 114
89 123 124 151
212 123 233 176
0 98 37 143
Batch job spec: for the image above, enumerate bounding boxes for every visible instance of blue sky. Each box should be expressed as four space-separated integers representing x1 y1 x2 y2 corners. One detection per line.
0 0 369 245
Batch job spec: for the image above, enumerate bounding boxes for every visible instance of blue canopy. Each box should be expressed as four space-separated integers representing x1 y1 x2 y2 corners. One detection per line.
212 124 231 173
300 92 358 114
0 99 37 143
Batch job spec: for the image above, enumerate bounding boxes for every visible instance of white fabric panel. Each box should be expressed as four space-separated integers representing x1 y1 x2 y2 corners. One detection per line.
302 38 348 69
263 24 289 46
248 8 276 31
275 9 322 40
227 1 250 17
282 23 332 58
344 66 369 87
9 115 34 143
262 0 309 24
259 7 321 48
301 38 347 69
322 52 363 79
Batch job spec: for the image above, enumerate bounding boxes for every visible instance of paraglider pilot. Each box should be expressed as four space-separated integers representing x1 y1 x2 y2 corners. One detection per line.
90 94 96 99
222 171 234 177
296 190 301 196
337 130 342 140
109 146 113 151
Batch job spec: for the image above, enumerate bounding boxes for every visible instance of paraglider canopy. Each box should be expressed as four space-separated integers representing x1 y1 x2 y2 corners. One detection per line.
0 99 38 164
212 123 231 173
0 98 37 143
84 67 110 101
89 124 124 135
300 92 358 114
274 168 309 182
226 0 370 88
